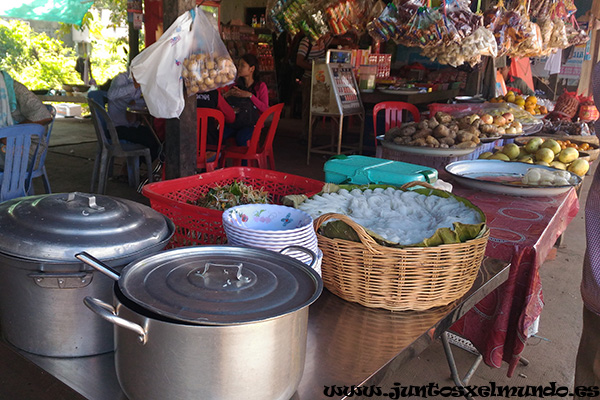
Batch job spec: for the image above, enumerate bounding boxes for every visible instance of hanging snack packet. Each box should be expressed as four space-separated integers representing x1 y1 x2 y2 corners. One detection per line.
405 6 444 48
565 17 590 47
483 1 511 57
182 7 237 96
548 18 569 49
445 0 483 41
367 3 401 42
510 21 543 58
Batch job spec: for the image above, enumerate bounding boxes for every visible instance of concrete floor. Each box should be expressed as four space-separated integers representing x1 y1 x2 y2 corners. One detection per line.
38 114 589 397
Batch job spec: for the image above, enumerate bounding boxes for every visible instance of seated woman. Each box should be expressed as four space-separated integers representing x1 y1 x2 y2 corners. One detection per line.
223 54 269 146
0 70 52 128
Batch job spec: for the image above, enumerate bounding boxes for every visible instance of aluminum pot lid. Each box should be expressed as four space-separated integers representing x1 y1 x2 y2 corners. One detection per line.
0 192 173 262
118 246 323 325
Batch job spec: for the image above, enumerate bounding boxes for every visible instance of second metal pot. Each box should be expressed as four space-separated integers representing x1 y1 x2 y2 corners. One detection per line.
80 246 322 400
0 192 174 357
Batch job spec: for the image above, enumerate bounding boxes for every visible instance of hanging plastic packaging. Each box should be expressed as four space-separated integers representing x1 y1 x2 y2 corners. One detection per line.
182 7 237 96
130 10 194 118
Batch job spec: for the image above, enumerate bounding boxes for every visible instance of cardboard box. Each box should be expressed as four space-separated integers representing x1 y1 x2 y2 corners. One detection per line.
55 103 82 118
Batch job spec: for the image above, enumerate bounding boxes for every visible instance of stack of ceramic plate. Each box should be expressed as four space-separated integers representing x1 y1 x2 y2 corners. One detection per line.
222 204 322 275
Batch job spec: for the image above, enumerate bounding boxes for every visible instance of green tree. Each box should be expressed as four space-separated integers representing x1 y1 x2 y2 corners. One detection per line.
0 19 80 90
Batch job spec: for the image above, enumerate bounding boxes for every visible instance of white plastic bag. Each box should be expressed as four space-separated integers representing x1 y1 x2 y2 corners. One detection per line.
182 7 236 96
130 10 193 119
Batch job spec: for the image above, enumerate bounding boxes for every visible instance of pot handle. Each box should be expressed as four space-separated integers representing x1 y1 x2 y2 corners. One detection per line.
279 245 317 268
75 252 120 281
83 297 147 344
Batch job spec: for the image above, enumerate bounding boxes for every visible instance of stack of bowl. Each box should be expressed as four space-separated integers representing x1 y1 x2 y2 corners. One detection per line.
222 204 322 275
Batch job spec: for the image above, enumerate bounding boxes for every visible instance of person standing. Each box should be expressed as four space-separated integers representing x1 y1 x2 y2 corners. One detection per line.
574 60 600 399
296 34 332 141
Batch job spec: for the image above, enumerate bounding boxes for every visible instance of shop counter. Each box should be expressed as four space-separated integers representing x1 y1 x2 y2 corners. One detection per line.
361 88 460 106
0 258 510 400
449 186 580 377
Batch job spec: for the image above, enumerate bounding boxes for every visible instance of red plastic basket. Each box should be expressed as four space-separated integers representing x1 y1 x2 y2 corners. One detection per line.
142 167 324 247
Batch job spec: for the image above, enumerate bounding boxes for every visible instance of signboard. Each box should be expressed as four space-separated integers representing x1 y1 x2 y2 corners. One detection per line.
310 62 336 115
329 64 362 114
310 61 363 116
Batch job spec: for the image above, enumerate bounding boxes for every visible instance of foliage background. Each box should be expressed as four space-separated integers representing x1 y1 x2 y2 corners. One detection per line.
0 0 139 90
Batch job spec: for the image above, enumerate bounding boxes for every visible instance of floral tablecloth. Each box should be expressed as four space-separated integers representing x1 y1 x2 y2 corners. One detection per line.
449 186 580 376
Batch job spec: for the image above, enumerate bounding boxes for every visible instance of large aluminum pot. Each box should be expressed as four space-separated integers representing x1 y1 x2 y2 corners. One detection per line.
0 192 174 357
78 246 322 400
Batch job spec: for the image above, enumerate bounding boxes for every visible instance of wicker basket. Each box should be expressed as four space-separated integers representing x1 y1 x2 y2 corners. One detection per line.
314 211 489 311
554 91 580 119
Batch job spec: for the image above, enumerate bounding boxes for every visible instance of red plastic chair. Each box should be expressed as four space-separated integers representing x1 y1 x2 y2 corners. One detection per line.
221 103 284 170
372 101 421 147
197 108 225 172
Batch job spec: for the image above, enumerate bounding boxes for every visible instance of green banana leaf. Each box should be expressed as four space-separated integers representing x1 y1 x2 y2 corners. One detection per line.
292 183 487 248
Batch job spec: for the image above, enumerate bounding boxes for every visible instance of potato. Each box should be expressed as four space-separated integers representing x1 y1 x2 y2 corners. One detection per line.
409 138 428 146
417 120 430 130
435 112 453 124
428 118 440 129
433 124 450 138
455 141 477 149
440 137 455 146
413 129 432 139
465 125 481 136
385 126 403 141
480 124 498 135
456 130 474 143
393 136 410 144
425 135 440 147
400 125 417 137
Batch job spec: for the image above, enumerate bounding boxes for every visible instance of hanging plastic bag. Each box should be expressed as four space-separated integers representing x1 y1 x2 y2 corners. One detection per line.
367 3 402 42
182 7 237 97
130 10 194 118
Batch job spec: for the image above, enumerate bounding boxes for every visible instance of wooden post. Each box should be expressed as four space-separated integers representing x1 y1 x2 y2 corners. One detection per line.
163 0 197 179
578 1 600 96
128 21 140 64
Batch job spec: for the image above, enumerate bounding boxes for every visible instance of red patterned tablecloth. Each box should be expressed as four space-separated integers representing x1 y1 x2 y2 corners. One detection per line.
449 186 580 376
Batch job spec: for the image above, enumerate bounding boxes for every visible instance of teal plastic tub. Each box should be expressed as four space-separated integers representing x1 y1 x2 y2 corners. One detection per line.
324 155 438 186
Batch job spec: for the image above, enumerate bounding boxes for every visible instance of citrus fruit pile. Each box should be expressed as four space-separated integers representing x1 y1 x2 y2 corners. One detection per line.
478 138 590 176
489 92 548 116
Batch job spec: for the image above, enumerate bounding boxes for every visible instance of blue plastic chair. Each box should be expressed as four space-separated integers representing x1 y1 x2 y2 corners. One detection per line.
27 104 56 194
0 124 43 202
88 99 152 194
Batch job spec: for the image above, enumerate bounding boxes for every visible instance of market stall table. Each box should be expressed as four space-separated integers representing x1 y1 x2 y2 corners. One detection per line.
360 88 461 106
0 258 509 400
448 185 580 377
36 95 89 103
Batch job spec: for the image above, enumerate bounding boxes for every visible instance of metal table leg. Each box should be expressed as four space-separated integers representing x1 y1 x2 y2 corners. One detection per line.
442 332 482 400
442 332 530 399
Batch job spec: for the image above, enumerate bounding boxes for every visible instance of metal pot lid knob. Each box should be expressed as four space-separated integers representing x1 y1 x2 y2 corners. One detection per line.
193 262 254 290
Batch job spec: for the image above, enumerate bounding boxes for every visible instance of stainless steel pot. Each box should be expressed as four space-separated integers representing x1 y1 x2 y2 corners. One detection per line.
0 192 174 357
78 246 322 400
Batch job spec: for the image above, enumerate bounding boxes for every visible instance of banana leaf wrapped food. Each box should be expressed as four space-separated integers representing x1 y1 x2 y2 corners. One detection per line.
286 182 486 248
